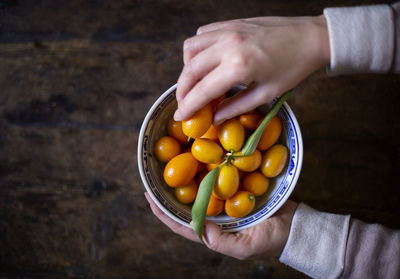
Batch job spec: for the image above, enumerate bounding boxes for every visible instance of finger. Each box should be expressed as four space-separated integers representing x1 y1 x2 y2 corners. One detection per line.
177 44 221 104
183 31 219 65
213 83 278 125
144 192 200 243
174 64 249 121
203 220 251 259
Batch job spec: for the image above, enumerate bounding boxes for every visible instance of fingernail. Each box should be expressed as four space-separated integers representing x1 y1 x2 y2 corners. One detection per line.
203 223 212 244
174 109 183 121
214 117 225 126
189 221 194 227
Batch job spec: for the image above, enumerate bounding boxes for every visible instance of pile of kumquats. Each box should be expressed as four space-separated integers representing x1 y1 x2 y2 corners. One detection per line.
154 96 288 219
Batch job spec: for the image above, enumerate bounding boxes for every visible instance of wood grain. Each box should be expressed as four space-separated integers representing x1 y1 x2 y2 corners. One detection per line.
0 0 398 278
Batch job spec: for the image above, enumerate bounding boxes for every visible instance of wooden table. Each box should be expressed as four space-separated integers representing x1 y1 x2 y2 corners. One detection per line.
0 1 398 278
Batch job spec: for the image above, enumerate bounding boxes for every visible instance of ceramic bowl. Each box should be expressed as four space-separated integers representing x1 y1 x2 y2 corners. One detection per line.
138 84 303 232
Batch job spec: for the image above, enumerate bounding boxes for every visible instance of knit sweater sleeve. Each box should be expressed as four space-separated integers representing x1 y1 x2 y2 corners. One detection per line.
323 2 400 75
279 203 350 279
340 219 400 278
279 203 400 279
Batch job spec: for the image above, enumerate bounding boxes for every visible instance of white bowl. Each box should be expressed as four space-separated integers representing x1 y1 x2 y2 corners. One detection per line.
138 84 303 232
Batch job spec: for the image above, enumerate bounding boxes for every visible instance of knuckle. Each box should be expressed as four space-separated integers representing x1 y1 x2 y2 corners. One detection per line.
183 62 196 79
183 37 193 51
232 54 249 69
196 26 205 34
183 40 195 60
229 58 251 82
197 24 211 34
224 31 245 45
196 21 222 34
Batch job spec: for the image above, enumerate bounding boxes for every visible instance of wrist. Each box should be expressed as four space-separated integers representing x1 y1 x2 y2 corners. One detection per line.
313 15 331 68
274 200 298 257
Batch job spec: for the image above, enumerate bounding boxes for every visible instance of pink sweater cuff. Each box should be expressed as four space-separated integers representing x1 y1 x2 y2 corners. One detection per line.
392 2 400 73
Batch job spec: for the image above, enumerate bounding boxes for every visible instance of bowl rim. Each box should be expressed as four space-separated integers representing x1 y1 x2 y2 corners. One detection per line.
138 84 180 225
138 83 303 231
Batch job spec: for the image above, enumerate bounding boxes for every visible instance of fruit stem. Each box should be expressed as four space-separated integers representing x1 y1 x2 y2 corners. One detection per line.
224 152 235 166
231 154 245 158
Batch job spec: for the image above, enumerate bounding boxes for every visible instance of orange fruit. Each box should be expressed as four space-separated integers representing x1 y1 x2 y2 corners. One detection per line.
212 165 239 200
218 118 245 152
206 195 224 216
239 111 263 130
260 144 288 178
191 138 223 164
174 180 198 204
200 124 219 142
163 152 198 187
206 159 225 171
167 118 189 144
182 103 213 138
154 136 181 162
231 149 262 172
257 116 282 151
225 191 255 218
242 171 269 196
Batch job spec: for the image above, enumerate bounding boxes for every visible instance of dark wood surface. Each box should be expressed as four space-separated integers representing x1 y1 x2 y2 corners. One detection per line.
0 1 399 278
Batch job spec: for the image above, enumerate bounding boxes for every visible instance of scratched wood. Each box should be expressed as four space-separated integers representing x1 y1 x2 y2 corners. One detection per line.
0 0 399 278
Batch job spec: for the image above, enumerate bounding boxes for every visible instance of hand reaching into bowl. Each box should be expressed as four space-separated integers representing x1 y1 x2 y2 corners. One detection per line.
145 192 298 260
143 3 400 278
173 15 330 125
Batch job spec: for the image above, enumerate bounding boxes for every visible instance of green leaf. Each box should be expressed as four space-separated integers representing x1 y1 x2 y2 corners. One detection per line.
191 164 222 242
190 90 291 243
241 90 292 156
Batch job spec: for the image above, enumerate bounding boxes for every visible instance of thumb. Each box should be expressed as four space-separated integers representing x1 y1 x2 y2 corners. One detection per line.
202 220 223 248
202 220 242 257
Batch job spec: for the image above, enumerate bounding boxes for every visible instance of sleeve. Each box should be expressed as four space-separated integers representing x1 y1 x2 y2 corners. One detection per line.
279 203 350 279
279 203 400 279
340 219 400 279
323 2 400 75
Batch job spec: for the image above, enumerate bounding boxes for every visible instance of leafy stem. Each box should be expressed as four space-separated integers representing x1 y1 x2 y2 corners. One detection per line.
191 159 227 242
191 90 291 242
241 90 291 156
